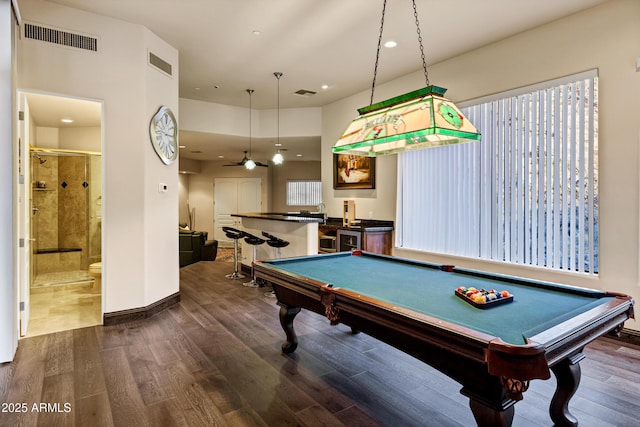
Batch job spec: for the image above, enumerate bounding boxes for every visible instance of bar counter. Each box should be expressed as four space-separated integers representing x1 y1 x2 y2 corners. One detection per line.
231 213 322 267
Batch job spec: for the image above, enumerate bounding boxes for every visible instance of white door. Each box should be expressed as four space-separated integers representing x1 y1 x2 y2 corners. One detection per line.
214 179 240 242
17 93 31 336
214 178 261 244
238 179 261 213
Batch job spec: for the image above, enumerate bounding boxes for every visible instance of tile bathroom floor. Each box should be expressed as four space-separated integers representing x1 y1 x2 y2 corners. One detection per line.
26 280 101 337
31 269 93 287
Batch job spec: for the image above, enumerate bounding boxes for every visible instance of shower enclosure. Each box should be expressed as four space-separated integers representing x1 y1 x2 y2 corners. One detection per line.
30 150 102 287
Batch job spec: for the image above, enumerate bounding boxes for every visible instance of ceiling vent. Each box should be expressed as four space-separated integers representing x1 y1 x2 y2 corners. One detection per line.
148 51 173 77
294 89 317 97
24 22 98 52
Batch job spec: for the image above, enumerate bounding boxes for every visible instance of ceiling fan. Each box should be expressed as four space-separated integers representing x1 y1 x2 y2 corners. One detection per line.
224 151 268 168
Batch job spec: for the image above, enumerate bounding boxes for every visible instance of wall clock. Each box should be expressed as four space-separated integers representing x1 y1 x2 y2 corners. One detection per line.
149 105 178 165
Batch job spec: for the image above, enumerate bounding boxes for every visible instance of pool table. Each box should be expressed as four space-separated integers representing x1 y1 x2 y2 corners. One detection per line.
252 251 634 427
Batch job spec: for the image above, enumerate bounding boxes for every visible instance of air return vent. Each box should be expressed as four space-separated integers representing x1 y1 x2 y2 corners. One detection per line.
24 22 98 52
294 89 317 97
149 52 173 76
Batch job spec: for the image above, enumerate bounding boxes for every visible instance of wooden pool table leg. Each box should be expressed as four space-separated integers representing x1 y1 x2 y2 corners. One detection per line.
549 352 584 427
469 399 514 427
278 304 301 354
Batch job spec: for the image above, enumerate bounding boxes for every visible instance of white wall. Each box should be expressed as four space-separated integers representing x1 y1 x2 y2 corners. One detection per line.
321 0 640 330
180 98 321 138
58 126 101 152
33 126 101 151
1 0 19 363
34 126 57 146
17 0 179 313
142 28 179 306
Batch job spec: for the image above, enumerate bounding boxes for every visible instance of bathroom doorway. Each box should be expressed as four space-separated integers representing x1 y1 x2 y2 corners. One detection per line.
19 92 103 337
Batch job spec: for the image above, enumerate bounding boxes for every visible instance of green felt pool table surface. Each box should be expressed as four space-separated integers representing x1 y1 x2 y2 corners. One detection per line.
261 251 613 345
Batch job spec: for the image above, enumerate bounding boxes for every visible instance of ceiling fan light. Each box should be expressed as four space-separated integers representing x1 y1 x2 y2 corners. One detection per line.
245 159 256 170
272 152 284 165
273 72 285 166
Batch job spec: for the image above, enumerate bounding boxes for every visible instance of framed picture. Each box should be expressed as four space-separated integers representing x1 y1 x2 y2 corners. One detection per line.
333 154 376 189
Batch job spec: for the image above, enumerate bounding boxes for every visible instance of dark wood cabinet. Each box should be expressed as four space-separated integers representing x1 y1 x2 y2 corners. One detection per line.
362 229 393 255
320 218 393 255
336 228 392 255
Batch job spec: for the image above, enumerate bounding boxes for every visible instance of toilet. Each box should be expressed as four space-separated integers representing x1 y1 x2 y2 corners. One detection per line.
88 262 102 293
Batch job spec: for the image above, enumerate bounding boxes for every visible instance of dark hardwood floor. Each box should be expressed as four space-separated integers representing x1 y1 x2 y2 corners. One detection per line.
1 260 639 427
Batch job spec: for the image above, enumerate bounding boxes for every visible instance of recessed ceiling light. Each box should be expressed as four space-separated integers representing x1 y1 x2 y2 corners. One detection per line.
296 154 303 157
275 143 282 147
61 118 74 123
384 40 397 48
321 84 329 90
195 87 200 91
179 145 186 149
217 155 224 159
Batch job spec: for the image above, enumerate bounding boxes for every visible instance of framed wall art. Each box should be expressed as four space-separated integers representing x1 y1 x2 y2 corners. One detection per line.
333 154 375 189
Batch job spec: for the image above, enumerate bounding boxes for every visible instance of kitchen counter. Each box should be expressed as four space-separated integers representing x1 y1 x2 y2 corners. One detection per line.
233 213 321 266
231 212 324 223
321 217 394 231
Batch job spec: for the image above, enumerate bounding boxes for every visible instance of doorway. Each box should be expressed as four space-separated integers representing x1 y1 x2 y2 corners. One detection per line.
18 91 103 337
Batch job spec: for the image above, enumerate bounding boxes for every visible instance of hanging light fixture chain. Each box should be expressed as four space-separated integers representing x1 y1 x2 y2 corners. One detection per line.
412 0 429 86
274 72 282 145
247 89 254 155
370 0 387 106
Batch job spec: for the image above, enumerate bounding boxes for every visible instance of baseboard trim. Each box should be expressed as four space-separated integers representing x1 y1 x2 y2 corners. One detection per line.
617 328 640 347
103 292 180 326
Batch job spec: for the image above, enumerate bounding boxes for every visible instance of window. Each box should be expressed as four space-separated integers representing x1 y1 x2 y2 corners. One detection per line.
397 70 598 274
286 180 322 206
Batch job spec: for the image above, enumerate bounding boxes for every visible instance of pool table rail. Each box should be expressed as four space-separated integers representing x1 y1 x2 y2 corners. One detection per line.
529 293 633 366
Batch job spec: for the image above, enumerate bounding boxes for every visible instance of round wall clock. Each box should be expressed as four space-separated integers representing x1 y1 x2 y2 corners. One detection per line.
149 105 178 165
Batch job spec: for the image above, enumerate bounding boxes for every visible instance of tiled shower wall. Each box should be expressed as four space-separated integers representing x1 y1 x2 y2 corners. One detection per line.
32 154 101 277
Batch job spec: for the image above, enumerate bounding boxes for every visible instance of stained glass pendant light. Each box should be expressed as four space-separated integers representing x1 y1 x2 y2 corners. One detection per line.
333 0 481 157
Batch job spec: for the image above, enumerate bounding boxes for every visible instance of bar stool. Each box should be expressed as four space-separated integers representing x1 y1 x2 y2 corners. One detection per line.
262 231 290 297
222 226 246 280
262 231 290 259
242 232 266 288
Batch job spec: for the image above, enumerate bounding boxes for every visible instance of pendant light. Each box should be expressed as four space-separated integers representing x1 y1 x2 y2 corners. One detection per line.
332 0 481 157
245 89 256 170
272 72 284 165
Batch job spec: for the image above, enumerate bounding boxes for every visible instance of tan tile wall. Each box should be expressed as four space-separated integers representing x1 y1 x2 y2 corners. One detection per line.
32 154 97 275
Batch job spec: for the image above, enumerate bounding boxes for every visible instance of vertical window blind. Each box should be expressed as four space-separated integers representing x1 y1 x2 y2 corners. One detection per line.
397 71 598 274
286 180 322 206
